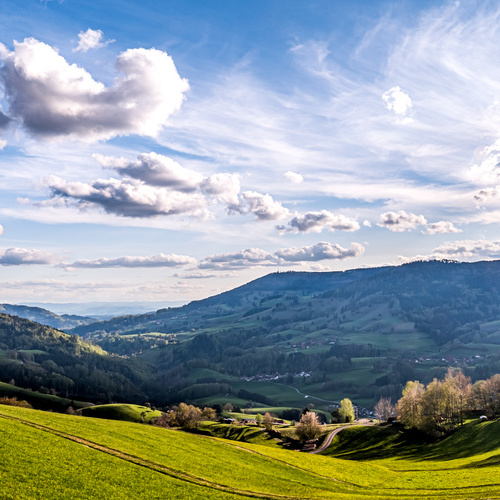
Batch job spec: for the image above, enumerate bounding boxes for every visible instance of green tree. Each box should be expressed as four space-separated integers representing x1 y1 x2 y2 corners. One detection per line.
201 407 216 421
174 402 202 429
339 398 355 423
295 411 321 442
395 380 424 429
255 413 263 426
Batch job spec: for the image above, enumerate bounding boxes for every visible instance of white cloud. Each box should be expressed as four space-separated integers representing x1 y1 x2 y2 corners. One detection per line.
425 221 461 234
96 152 203 191
172 271 235 279
199 248 276 270
284 171 304 184
45 175 207 218
0 38 189 141
382 86 413 123
66 253 196 268
399 239 500 262
279 210 360 233
73 28 114 53
275 241 365 262
0 248 59 265
0 225 3 235
201 173 241 207
378 210 427 232
474 186 500 202
469 140 500 185
432 240 500 259
0 139 6 150
239 191 289 221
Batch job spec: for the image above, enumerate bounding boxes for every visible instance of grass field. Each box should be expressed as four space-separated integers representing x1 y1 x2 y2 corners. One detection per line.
0 381 90 411
80 403 162 422
2 404 500 499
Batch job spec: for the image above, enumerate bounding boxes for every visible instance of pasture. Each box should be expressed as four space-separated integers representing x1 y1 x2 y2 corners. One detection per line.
1 404 500 499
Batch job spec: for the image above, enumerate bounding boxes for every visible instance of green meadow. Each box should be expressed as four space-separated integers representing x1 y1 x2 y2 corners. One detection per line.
2 404 500 499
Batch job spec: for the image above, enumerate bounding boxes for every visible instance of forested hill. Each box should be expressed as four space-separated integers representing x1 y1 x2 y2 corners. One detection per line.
63 259 500 407
0 303 95 330
70 259 500 345
0 314 150 403
69 265 391 337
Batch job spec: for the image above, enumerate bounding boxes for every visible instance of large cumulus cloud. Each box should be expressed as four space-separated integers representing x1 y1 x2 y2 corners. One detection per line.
0 38 189 141
45 175 207 217
44 152 290 220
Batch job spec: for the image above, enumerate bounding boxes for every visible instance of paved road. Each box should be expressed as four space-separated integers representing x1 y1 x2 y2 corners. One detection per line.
310 422 374 454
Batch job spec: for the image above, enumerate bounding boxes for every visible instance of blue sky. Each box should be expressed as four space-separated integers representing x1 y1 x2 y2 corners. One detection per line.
1 0 500 309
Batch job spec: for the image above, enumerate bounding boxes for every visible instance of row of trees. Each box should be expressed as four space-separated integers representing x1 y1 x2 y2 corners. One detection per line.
381 369 500 435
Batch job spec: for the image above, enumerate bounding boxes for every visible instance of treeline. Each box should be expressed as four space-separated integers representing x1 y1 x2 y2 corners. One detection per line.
394 368 500 435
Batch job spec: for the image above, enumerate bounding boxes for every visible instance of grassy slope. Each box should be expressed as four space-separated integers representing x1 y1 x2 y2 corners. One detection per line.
80 403 162 423
0 381 89 411
2 405 500 499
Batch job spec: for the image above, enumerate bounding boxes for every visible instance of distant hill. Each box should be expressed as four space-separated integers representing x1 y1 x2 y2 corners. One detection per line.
0 303 96 330
65 260 500 408
69 265 390 337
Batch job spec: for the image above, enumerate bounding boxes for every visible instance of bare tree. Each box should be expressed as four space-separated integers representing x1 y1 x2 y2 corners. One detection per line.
295 411 321 442
263 412 274 431
374 397 394 422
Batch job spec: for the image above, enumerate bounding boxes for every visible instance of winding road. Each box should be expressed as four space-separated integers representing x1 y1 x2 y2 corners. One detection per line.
310 422 374 454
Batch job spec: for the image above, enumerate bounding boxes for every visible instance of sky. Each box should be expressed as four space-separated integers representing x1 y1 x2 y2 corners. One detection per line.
1 0 500 310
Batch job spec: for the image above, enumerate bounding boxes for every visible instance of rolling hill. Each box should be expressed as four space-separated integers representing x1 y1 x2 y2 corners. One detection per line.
64 260 500 408
4 259 500 409
0 303 95 330
2 404 500 499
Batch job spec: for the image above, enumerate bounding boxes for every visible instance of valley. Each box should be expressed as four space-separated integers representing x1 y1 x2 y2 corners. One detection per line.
3 260 500 411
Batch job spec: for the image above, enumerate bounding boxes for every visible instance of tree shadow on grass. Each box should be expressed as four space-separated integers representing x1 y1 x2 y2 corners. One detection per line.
323 420 500 464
